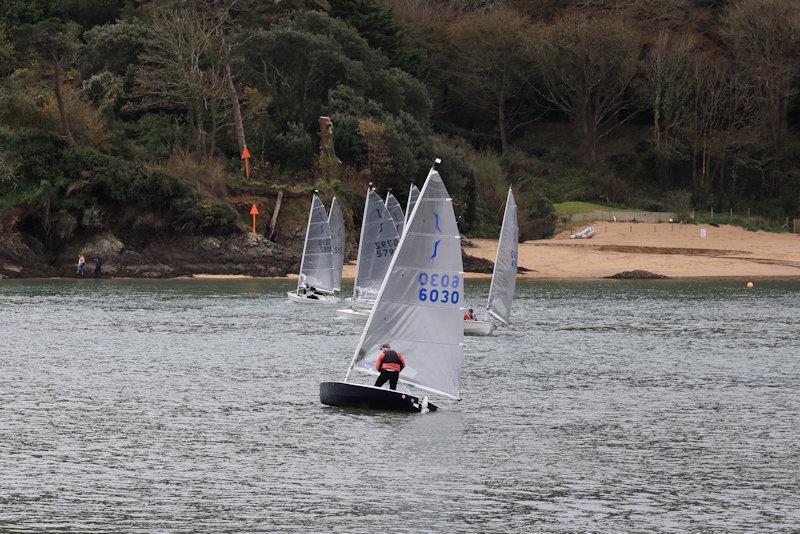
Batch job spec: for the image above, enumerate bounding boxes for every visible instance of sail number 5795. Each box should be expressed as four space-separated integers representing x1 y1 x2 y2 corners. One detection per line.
418 272 460 304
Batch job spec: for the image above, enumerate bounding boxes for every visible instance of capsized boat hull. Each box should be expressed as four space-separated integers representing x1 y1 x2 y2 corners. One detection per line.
319 382 437 412
334 308 370 322
286 291 339 304
464 319 496 336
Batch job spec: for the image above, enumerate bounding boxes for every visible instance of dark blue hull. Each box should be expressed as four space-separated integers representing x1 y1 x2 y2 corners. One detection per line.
319 382 438 412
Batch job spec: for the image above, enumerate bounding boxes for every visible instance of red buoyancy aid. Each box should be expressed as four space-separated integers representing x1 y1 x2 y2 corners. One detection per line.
376 349 406 372
464 312 475 320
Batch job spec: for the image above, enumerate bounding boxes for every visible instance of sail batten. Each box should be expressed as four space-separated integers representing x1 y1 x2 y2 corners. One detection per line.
328 197 345 292
298 194 335 293
486 188 518 324
352 190 400 304
348 168 464 399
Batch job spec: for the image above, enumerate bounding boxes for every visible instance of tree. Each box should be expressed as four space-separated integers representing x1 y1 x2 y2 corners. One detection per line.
128 6 230 157
684 57 761 202
13 19 81 147
639 31 696 186
532 14 640 163
722 0 800 162
447 8 535 154
329 0 417 70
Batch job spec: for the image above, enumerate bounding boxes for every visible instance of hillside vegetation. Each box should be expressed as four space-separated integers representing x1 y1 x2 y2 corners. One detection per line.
1 0 798 272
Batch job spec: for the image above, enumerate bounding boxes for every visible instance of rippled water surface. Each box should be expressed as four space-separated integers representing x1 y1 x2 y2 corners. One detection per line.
1 278 799 532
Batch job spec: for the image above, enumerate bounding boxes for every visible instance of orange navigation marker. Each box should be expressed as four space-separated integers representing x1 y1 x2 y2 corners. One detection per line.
241 145 251 178
250 203 259 236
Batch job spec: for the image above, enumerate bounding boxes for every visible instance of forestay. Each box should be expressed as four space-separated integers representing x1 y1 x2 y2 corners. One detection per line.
349 169 464 400
328 197 346 292
405 184 421 226
486 188 518 325
385 192 406 236
298 194 335 293
353 190 400 303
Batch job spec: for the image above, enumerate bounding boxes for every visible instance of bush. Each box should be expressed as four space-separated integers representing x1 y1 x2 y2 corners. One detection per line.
173 199 239 235
518 187 556 241
663 189 692 218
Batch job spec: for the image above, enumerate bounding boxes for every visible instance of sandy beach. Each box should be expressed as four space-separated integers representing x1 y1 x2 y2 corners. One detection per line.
467 222 800 279
208 222 800 281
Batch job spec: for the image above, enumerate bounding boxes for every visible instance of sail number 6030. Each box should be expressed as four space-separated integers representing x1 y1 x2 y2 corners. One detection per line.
418 272 459 304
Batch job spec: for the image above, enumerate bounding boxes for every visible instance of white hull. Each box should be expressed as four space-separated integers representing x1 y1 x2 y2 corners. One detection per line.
334 308 370 322
286 291 340 304
464 319 496 336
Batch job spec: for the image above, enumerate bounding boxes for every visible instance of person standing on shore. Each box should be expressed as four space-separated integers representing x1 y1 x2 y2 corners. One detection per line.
93 258 103 277
76 255 85 275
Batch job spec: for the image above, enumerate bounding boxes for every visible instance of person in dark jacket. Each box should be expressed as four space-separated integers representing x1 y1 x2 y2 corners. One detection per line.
374 342 406 390
93 258 103 277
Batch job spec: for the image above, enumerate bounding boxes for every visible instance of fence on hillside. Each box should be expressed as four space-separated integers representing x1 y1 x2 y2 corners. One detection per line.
565 210 678 223
564 208 796 231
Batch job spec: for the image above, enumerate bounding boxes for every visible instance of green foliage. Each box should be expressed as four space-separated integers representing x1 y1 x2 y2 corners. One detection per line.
518 187 556 241
173 199 239 235
80 20 152 78
328 0 419 71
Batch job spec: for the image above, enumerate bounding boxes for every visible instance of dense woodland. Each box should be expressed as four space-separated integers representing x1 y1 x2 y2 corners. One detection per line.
1 0 799 254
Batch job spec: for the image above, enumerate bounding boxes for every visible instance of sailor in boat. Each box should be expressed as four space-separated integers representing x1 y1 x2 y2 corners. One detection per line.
299 285 320 300
463 308 477 321
374 342 406 390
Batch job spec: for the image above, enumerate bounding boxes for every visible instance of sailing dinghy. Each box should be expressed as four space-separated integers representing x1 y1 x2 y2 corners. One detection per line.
464 188 518 335
287 193 339 304
321 162 464 412
334 188 399 322
328 197 346 293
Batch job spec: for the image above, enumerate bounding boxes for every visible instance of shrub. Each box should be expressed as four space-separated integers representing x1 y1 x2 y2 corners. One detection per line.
518 187 556 241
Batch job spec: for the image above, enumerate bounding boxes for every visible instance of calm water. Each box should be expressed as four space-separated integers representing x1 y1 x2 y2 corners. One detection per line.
0 278 798 532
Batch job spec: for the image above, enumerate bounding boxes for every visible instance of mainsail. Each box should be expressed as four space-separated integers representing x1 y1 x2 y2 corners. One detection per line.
486 188 518 324
385 192 406 236
348 169 464 399
353 190 400 303
406 183 420 223
297 194 335 293
328 197 346 292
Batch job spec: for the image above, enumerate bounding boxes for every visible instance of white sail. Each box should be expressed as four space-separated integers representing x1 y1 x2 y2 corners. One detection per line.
328 197 346 292
385 192 406 236
486 188 518 325
353 190 400 303
405 184 421 225
297 194 335 293
349 169 464 400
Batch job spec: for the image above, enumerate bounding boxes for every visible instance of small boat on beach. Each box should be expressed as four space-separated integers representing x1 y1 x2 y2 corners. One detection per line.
570 226 595 239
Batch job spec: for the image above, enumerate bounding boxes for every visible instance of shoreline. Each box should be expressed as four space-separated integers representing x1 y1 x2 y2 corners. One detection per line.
3 222 799 282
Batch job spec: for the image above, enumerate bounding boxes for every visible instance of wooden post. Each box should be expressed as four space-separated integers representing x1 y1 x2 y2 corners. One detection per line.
730 208 733 224
711 207 714 221
268 190 283 242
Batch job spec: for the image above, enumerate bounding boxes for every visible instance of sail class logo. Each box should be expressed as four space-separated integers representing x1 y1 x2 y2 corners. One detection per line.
433 212 441 232
430 240 440 260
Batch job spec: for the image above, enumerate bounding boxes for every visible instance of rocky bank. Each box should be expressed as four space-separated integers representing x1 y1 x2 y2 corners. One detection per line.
0 229 297 279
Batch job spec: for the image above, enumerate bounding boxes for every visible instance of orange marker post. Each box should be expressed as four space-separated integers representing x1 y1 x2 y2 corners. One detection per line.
241 146 251 179
250 203 259 236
